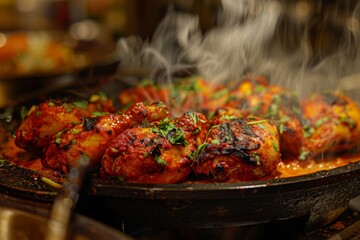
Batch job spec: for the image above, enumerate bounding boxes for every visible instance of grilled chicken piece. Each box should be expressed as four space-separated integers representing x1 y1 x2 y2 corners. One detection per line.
301 92 360 159
226 76 282 115
118 77 227 115
100 112 209 184
43 102 170 173
15 93 115 153
118 83 170 108
192 108 281 182
226 76 306 158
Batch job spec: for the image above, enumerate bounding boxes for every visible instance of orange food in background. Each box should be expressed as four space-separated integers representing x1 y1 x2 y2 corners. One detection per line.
0 32 85 76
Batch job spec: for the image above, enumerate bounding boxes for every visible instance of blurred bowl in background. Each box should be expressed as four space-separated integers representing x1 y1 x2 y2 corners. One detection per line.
0 29 119 109
0 205 134 240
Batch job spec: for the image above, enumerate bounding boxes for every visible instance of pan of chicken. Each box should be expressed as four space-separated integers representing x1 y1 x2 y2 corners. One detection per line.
0 75 360 230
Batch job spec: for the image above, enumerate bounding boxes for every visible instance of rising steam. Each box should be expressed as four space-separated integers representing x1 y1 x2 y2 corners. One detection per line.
116 0 360 99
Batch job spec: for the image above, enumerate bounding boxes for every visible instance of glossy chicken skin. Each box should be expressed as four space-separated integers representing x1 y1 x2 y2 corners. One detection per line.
266 91 306 158
226 76 306 158
301 92 360 159
15 94 115 153
192 108 281 182
100 112 209 184
43 102 169 173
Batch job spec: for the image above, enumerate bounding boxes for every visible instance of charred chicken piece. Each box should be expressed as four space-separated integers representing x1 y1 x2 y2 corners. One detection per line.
192 108 281 182
15 93 115 153
301 92 360 159
43 102 169 173
100 112 209 184
226 76 306 158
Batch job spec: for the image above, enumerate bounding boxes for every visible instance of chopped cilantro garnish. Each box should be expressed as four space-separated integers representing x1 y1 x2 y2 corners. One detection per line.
72 100 88 109
220 115 237 121
266 94 281 117
254 85 267 93
151 118 187 145
348 118 355 128
332 119 340 125
118 175 126 182
302 122 315 138
314 117 330 128
188 112 199 125
278 115 291 134
179 80 200 92
298 150 310 160
155 155 167 166
252 153 262 165
247 119 267 125
62 103 72 113
340 116 355 128
91 111 107 117
279 123 284 134
41 177 63 189
54 130 65 144
20 106 28 120
272 142 279 152
192 128 200 135
279 115 291 123
212 88 229 99
197 142 208 154
189 142 208 160
71 129 81 134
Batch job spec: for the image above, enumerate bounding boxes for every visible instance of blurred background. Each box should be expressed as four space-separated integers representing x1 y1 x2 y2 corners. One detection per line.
0 0 220 40
0 0 359 107
1 1 360 239
0 0 221 107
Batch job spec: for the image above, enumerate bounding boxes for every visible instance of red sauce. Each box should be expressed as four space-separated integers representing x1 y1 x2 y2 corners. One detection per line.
2 134 360 181
1 136 44 171
276 153 360 178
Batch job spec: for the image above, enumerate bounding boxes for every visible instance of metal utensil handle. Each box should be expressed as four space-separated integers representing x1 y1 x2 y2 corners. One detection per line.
44 154 91 240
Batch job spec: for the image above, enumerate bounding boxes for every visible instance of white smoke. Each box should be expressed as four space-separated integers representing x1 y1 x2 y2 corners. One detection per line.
178 0 282 84
116 0 360 99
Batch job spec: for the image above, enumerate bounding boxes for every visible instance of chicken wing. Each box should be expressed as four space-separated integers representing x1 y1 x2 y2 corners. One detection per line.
43 102 170 173
15 93 115 153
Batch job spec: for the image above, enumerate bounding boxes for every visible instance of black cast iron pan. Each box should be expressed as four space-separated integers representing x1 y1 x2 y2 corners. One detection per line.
0 157 359 232
1 69 360 232
86 160 360 231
